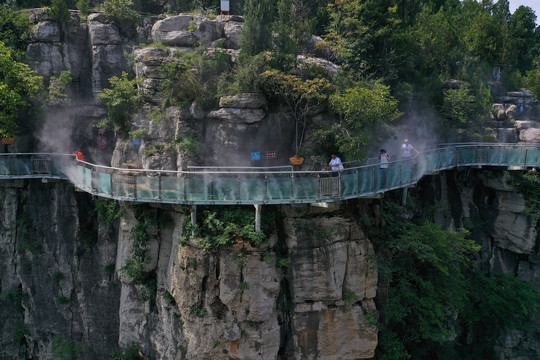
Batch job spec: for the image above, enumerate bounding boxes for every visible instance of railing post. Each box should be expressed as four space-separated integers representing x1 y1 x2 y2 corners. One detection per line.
355 169 359 195
291 172 295 200
265 174 268 200
254 204 262 232
191 205 197 236
524 149 528 166
158 174 162 200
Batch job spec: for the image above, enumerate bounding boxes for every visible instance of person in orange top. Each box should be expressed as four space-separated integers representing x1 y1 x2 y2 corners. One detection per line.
73 151 84 161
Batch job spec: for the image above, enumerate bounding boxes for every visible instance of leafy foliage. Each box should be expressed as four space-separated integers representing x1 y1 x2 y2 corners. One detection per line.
441 88 475 126
50 0 71 26
183 206 270 250
238 0 275 61
101 0 140 25
0 41 43 138
260 68 332 154
367 199 540 360
0 5 31 59
109 343 150 360
161 46 230 108
48 70 72 100
314 79 401 159
98 71 142 133
510 170 540 222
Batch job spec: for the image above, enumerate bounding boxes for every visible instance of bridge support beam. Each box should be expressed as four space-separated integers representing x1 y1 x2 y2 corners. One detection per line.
254 204 262 232
191 205 197 236
402 188 408 206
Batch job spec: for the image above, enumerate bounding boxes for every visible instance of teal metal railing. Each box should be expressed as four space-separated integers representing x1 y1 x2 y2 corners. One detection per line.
1 143 539 205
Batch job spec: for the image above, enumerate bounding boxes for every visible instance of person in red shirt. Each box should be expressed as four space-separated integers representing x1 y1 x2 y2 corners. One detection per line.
73 151 84 161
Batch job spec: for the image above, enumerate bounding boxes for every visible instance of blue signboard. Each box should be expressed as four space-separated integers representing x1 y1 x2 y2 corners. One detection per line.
251 152 261 160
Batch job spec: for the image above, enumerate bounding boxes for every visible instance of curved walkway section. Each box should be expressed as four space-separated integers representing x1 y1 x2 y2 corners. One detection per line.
1 144 539 205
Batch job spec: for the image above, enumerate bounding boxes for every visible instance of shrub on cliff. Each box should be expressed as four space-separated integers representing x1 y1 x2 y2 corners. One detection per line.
98 71 142 133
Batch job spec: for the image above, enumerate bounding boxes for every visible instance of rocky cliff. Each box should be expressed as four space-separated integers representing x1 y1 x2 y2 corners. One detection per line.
1 8 540 360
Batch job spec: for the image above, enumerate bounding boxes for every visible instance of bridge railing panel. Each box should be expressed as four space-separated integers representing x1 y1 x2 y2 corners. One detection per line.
488 147 506 165
239 177 266 201
507 148 526 165
340 171 357 196
267 177 292 200
213 176 240 201
525 149 540 166
459 148 476 164
97 173 112 194
137 176 160 200
161 176 184 200
294 176 319 199
357 168 375 193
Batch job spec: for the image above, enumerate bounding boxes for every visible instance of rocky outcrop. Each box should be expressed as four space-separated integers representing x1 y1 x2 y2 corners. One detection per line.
283 207 378 359
151 15 224 46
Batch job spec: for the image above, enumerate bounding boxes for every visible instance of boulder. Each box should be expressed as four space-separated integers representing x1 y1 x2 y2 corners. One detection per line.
519 128 540 142
31 21 60 42
208 108 265 124
298 55 342 75
505 104 518 119
29 8 54 23
89 22 122 46
222 21 243 49
219 93 267 109
151 15 223 47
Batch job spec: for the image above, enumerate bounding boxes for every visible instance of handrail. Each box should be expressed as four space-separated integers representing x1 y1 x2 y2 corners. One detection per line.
0 143 539 205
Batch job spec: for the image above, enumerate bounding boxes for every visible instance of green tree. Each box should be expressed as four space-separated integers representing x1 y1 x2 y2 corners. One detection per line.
368 199 540 359
462 10 504 64
238 0 275 61
98 71 142 133
0 41 43 139
50 0 71 27
315 79 400 159
101 0 139 26
0 5 31 59
441 87 475 127
259 69 333 155
508 6 537 72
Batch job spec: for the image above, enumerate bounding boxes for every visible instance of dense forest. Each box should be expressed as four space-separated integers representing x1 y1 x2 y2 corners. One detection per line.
1 1 540 359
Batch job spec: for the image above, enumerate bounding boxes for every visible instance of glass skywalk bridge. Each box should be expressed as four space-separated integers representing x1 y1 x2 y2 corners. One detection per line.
1 143 539 205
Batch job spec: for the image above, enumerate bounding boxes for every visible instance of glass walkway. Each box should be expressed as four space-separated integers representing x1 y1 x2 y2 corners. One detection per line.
1 143 539 205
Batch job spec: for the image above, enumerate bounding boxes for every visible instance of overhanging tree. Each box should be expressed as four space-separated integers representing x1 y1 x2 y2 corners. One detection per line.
0 41 43 139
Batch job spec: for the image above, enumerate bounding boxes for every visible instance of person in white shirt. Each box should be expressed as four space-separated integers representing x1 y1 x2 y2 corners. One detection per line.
401 139 419 159
329 154 342 177
379 149 390 187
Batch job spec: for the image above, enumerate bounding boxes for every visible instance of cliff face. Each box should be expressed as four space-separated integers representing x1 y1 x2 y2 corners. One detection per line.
0 181 378 359
2 8 540 360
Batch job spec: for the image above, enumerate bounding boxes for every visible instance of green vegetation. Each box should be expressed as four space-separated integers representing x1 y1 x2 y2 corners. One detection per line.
191 305 208 317
120 206 159 283
365 198 540 360
0 41 43 139
51 337 88 360
48 70 72 101
128 128 148 140
94 198 121 227
101 0 139 25
109 343 150 360
160 45 230 108
0 5 31 59
182 206 270 250
98 71 142 133
511 170 540 222
50 0 70 27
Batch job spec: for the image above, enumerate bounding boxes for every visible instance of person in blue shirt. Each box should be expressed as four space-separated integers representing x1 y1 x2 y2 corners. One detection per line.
329 154 342 177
